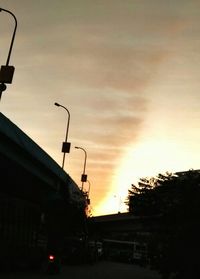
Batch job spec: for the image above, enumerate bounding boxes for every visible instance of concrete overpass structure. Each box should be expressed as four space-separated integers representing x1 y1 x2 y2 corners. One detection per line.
0 112 84 205
0 112 88 268
89 213 161 241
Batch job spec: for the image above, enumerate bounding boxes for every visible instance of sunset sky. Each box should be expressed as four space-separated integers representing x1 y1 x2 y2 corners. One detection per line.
1 0 200 216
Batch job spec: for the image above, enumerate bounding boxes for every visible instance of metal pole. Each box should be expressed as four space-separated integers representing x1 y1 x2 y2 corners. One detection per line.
54 102 71 170
75 146 87 191
0 8 17 66
87 180 91 195
0 8 17 100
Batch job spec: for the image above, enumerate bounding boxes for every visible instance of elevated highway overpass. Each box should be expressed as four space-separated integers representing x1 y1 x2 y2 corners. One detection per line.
0 112 83 205
89 213 161 239
0 112 87 268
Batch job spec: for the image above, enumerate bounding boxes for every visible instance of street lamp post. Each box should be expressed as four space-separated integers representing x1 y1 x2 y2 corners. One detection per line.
86 180 91 196
54 102 71 170
0 8 17 99
75 146 87 191
86 179 91 205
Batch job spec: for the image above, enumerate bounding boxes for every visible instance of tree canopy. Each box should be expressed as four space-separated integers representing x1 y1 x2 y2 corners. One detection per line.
126 169 200 219
126 169 200 278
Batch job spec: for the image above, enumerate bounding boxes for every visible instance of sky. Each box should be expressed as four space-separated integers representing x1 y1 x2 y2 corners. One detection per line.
0 0 200 216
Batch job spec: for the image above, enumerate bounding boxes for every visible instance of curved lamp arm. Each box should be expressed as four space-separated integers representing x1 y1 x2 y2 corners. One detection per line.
0 8 18 66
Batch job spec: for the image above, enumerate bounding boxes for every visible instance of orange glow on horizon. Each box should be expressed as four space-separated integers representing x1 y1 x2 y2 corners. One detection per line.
93 138 199 216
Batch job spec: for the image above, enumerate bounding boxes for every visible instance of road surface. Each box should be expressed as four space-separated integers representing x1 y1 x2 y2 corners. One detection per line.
0 261 161 279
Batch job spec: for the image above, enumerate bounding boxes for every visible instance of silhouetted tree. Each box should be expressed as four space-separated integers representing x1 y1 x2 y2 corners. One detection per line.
126 169 200 279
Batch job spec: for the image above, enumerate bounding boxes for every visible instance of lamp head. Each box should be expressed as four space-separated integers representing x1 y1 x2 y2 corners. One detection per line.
54 102 60 107
75 146 80 149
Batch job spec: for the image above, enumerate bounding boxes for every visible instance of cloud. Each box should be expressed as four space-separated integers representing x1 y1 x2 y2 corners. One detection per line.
3 0 199 215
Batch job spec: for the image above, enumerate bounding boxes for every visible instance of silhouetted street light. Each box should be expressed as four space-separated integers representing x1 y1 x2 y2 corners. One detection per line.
75 146 87 191
86 180 91 195
54 102 71 169
0 8 17 100
86 180 91 205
